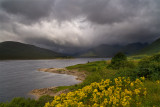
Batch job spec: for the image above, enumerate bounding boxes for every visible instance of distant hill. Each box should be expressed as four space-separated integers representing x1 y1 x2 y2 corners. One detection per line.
138 38 160 55
0 41 64 60
78 44 122 58
77 43 148 58
121 43 148 55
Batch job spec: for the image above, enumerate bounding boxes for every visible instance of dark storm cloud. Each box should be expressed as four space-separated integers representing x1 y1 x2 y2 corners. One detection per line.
53 0 151 24
24 37 87 54
0 0 160 53
0 11 10 23
79 0 139 24
1 0 55 21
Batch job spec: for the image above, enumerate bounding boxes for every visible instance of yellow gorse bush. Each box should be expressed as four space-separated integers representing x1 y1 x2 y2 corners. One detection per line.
45 77 146 107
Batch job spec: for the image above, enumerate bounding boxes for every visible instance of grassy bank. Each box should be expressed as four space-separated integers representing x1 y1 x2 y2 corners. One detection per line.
54 53 160 106
1 53 160 106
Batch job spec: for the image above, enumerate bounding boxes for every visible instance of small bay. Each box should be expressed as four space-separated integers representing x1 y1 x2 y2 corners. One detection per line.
0 58 108 102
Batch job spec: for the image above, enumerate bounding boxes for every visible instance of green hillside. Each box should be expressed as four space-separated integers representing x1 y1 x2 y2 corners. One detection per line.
0 41 64 60
120 43 148 55
78 44 121 58
138 38 160 55
78 43 147 58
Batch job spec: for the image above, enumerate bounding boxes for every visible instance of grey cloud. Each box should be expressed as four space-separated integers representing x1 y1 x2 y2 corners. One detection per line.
0 11 10 23
1 0 55 21
0 0 160 54
53 0 152 24
82 0 137 24
24 37 87 54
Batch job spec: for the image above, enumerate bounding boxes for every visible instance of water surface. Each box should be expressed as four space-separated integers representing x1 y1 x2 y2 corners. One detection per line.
0 58 108 102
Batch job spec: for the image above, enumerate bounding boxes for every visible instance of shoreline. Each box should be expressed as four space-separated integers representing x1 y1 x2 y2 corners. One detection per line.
29 68 86 99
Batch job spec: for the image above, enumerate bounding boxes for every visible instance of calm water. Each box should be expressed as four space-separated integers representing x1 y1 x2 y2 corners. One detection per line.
0 58 108 102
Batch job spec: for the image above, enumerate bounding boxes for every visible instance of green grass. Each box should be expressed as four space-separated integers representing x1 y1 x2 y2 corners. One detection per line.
0 95 54 107
67 61 112 90
137 38 160 55
143 81 160 106
128 54 149 60
67 61 107 72
52 86 71 93
67 54 160 106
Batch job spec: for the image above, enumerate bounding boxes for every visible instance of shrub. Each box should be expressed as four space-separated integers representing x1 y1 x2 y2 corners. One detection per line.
37 95 54 106
109 52 134 69
0 97 41 107
0 96 54 107
111 52 127 63
45 77 147 107
115 68 139 81
138 54 160 80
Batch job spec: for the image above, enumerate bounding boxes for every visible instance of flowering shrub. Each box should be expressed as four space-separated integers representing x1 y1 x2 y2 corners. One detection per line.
138 54 160 80
45 77 146 107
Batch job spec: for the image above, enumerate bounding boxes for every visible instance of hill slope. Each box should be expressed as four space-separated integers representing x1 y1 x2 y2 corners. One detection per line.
121 43 148 55
78 45 122 58
0 41 64 60
78 43 147 58
138 38 160 55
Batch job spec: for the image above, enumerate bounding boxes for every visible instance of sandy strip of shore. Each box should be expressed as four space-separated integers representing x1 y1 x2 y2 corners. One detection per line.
29 68 86 99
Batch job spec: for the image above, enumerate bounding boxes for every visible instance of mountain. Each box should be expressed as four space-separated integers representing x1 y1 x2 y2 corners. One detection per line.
77 43 148 58
121 43 148 55
138 38 160 55
0 41 64 60
78 44 122 58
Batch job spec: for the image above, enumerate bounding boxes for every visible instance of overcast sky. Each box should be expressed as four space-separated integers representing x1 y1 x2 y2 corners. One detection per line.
0 0 160 53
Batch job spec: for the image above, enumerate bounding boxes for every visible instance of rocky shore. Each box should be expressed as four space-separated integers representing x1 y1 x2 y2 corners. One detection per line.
29 68 86 99
38 68 86 81
29 87 70 100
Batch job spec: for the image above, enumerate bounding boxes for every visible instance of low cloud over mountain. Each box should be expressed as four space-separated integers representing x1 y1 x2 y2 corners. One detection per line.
0 0 160 53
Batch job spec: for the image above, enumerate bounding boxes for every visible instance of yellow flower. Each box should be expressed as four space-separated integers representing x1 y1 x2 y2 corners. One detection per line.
134 89 140 94
44 77 147 107
140 77 145 81
130 82 134 87
93 89 98 93
44 102 50 107
156 80 160 84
